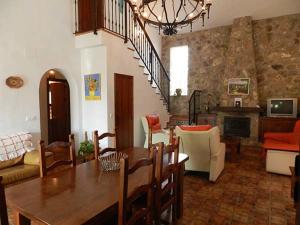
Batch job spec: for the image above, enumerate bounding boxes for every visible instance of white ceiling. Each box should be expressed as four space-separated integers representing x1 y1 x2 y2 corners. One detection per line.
178 0 300 33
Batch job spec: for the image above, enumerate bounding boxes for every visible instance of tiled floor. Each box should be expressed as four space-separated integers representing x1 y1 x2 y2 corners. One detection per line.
178 146 296 225
7 146 295 225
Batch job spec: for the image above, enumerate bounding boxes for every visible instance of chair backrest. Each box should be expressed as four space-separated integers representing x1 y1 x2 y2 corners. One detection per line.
39 134 76 177
0 176 9 225
294 120 300 133
93 130 116 159
175 126 220 171
155 138 180 223
118 148 156 225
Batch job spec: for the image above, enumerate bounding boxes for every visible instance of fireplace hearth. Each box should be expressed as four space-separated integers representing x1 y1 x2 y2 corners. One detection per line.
224 116 251 137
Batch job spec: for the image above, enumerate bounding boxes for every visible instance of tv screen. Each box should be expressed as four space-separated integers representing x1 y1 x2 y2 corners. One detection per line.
270 100 294 115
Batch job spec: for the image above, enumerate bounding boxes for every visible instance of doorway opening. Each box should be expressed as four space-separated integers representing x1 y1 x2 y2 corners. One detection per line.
39 69 71 144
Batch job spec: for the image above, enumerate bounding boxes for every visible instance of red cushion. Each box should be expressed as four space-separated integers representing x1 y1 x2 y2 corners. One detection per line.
146 115 161 131
263 139 299 152
294 120 300 133
179 125 212 131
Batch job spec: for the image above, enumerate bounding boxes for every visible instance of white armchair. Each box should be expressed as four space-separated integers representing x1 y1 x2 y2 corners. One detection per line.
141 116 170 148
175 126 225 182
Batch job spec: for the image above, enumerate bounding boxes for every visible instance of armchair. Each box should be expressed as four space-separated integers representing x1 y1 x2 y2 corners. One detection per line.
141 115 169 148
263 120 300 175
175 126 225 182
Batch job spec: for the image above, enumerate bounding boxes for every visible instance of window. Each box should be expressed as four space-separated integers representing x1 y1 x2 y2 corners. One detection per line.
170 46 188 96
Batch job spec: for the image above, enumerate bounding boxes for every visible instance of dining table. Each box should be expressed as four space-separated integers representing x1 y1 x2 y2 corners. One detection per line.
6 147 189 225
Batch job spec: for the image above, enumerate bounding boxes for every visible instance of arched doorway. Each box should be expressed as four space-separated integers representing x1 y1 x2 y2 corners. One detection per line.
39 69 71 144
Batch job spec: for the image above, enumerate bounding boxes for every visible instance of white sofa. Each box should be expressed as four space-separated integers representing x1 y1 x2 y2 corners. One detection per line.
175 126 225 182
141 117 170 148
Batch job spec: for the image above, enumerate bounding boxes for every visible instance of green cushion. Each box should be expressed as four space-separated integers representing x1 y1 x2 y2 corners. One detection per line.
0 164 39 185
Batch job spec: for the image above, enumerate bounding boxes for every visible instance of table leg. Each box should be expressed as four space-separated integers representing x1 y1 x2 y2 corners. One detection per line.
14 211 30 225
177 164 185 219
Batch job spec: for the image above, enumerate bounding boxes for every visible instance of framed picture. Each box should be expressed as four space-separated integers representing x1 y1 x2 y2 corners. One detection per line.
84 73 101 100
228 78 250 95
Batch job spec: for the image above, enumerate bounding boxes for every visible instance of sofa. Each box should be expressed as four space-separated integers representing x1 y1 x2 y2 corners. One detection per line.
0 132 51 185
263 120 300 175
141 115 170 148
175 126 225 182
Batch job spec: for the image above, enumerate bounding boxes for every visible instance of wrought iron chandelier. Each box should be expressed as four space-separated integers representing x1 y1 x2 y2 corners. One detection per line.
131 0 212 35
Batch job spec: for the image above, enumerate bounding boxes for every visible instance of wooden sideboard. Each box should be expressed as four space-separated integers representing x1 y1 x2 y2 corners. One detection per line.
259 117 298 141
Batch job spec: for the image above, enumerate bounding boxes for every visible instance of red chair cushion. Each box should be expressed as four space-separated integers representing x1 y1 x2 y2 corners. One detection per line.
179 125 212 131
294 120 300 133
146 115 162 132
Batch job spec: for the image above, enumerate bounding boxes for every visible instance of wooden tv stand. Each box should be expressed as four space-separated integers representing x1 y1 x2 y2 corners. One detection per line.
259 117 298 141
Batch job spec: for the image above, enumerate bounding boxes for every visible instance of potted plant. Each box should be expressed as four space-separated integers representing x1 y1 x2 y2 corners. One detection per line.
175 88 182 97
78 132 94 162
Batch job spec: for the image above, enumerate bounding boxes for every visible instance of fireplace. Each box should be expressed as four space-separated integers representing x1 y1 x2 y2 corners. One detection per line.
224 116 250 137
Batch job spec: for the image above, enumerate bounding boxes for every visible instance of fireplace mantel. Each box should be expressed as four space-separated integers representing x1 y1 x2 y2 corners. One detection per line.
215 106 263 113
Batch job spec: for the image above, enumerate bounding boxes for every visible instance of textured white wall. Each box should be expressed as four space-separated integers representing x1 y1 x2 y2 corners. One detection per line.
0 0 82 147
76 32 169 147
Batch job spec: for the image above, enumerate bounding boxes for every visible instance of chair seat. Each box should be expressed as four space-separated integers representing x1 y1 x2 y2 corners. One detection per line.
0 164 39 185
263 139 299 152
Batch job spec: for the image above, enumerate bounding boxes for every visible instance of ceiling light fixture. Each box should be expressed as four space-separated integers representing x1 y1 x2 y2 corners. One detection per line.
132 0 212 35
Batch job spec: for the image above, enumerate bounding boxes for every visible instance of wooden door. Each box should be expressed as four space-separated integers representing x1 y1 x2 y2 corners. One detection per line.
115 74 134 149
48 79 71 143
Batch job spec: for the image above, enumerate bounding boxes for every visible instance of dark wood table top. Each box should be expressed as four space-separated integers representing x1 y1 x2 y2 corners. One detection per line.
6 147 188 225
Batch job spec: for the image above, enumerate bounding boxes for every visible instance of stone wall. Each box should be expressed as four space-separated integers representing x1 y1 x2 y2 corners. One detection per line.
161 26 231 115
162 13 300 114
254 14 300 109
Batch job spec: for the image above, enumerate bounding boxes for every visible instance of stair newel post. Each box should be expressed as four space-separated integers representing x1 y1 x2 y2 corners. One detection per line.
74 0 78 33
124 0 128 43
93 0 98 35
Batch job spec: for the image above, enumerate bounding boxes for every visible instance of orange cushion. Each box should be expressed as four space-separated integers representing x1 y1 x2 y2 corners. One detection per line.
180 125 212 131
146 115 161 131
263 139 299 152
294 120 300 133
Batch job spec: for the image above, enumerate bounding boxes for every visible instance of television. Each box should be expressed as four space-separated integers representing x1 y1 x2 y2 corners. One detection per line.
267 98 298 118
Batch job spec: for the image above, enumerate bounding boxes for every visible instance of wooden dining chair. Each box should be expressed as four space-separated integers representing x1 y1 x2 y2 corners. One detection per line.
148 127 175 149
155 137 180 225
39 134 76 177
118 148 156 225
93 130 117 159
0 176 9 225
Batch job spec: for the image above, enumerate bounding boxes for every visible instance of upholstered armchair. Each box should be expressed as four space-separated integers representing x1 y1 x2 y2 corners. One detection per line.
263 120 300 175
141 115 169 148
175 126 225 182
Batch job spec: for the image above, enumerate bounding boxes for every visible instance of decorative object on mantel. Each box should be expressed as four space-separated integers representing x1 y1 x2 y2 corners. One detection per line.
132 0 212 35
215 106 263 113
234 98 242 108
6 76 24 88
175 88 182 97
228 78 250 95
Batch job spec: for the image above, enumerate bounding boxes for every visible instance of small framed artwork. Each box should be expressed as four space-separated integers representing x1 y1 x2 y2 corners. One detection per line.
228 78 250 95
84 73 101 100
234 98 242 107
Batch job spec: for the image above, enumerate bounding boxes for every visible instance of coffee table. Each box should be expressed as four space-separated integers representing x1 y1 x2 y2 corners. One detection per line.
221 136 241 161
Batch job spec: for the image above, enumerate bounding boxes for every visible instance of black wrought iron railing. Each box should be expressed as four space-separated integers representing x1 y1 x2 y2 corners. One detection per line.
75 0 170 110
189 90 202 125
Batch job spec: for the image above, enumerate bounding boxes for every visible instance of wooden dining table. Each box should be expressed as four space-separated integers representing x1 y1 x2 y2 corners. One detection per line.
6 147 189 225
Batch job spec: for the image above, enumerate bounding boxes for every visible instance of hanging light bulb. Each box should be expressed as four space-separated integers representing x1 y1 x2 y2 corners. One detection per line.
188 13 194 19
158 15 162 21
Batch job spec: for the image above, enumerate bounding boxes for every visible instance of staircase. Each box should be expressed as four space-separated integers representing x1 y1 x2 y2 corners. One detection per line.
189 90 202 125
75 0 170 111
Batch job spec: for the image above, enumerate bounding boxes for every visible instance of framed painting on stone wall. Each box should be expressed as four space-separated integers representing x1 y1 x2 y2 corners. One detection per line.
228 78 250 95
84 73 101 100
